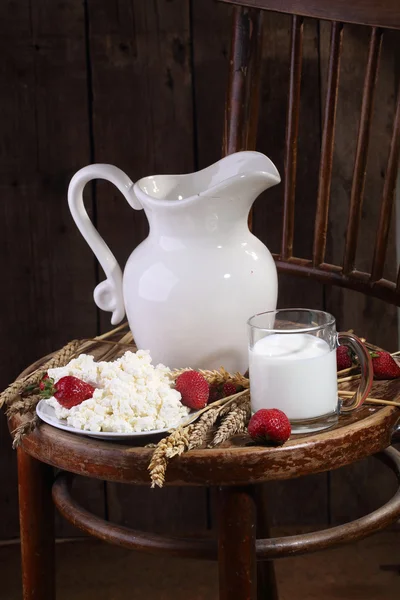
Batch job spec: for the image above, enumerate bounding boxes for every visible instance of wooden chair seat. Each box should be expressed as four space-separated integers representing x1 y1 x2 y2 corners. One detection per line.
8 402 400 486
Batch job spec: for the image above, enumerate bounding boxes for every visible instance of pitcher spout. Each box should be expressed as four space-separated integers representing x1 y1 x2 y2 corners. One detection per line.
133 151 280 210
202 151 280 202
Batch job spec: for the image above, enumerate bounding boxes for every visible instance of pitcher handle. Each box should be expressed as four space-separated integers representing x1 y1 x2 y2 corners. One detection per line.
68 164 142 325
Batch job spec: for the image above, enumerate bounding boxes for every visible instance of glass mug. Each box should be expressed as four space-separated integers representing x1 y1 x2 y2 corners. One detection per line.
247 309 373 433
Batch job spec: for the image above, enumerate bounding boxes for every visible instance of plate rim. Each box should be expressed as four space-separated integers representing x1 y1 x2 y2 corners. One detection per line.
36 399 188 439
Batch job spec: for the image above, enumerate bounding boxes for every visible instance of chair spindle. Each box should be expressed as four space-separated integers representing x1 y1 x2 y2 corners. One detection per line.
396 267 400 293
313 21 343 267
371 84 400 283
343 28 383 275
223 7 264 156
281 15 304 260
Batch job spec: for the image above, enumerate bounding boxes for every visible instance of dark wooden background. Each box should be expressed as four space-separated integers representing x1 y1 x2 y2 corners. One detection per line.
1 0 399 540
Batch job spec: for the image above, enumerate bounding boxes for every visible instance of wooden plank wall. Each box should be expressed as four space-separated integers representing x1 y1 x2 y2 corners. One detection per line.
0 0 105 539
0 0 399 539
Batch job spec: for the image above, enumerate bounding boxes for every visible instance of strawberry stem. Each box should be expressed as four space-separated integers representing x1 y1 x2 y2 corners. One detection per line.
40 377 56 399
24 384 38 393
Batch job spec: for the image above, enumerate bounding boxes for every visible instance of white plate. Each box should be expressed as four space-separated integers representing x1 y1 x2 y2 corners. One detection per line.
36 399 194 441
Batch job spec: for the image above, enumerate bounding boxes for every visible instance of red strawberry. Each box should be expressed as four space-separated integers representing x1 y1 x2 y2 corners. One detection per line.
222 382 238 397
175 371 209 410
41 376 95 408
39 374 49 391
337 345 353 371
370 351 400 380
208 384 222 403
248 409 291 446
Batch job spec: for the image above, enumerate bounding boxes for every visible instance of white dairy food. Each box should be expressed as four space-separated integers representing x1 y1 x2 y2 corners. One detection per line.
249 333 338 420
46 350 189 433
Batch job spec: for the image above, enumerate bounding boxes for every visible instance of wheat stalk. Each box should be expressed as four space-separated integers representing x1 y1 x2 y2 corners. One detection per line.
99 330 134 362
3 323 134 447
187 407 220 450
211 399 251 447
337 373 362 383
177 389 249 429
338 390 400 408
148 426 193 488
0 339 82 409
219 391 250 416
337 365 359 377
149 388 251 486
11 414 40 449
6 394 41 418
365 398 400 408
171 367 249 389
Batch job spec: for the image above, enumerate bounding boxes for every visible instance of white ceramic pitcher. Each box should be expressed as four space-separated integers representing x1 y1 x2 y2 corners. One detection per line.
68 151 280 372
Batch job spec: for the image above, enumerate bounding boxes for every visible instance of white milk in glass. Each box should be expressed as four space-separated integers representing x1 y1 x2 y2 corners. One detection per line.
249 333 338 420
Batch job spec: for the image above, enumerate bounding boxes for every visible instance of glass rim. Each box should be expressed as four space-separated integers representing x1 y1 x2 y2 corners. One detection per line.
247 308 336 334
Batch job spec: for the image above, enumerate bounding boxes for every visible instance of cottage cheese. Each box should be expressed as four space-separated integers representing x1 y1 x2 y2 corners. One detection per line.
45 350 189 433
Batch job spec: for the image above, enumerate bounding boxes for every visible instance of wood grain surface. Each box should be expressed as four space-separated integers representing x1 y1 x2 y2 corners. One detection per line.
220 0 400 30
0 0 103 539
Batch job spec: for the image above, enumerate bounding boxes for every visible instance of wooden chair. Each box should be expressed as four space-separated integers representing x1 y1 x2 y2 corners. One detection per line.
8 1 400 600
222 0 400 304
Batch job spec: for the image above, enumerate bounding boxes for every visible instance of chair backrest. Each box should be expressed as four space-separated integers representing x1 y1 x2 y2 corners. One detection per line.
221 0 400 306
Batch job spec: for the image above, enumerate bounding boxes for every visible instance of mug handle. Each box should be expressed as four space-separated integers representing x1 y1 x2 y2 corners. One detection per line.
68 164 142 325
338 332 373 413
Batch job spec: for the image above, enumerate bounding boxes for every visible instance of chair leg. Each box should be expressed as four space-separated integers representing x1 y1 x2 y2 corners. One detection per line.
17 449 56 600
218 485 257 600
253 485 279 600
